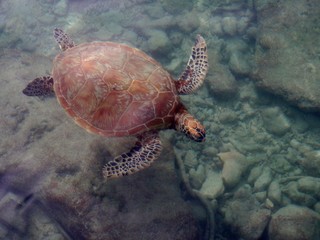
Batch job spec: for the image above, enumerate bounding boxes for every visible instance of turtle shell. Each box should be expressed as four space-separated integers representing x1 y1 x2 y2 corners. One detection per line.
52 42 180 137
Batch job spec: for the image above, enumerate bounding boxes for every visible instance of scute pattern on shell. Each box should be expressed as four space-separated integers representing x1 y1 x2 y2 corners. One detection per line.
52 42 180 137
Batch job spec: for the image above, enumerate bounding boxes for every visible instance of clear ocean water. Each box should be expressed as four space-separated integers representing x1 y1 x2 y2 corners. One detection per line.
1 0 320 239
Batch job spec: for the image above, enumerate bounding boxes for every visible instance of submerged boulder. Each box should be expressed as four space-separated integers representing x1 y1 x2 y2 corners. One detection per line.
222 185 271 240
268 204 320 240
253 0 320 112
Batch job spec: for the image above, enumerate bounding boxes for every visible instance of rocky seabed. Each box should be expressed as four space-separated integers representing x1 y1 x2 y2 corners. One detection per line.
1 0 320 239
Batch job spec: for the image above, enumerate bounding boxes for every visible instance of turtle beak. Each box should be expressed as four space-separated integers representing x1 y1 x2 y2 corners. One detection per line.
191 127 206 142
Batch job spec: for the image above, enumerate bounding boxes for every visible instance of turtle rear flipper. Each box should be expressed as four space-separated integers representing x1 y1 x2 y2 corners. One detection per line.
102 131 162 179
176 35 208 94
22 76 54 96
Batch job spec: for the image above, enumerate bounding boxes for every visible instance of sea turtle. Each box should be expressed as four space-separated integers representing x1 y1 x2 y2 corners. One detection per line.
23 28 208 179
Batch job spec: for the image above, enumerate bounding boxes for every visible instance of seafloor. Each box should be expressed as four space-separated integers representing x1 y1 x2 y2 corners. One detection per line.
1 0 320 239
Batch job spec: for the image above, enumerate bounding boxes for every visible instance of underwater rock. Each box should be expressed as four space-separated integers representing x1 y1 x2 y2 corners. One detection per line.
289 139 312 154
229 51 251 75
268 204 320 240
169 32 183 46
53 0 68 16
297 176 320 199
265 198 274 209
199 170 224 199
271 155 294 173
138 16 175 31
177 11 200 32
258 31 286 49
254 191 267 203
261 107 290 136
253 166 273 192
221 16 238 36
202 146 219 156
225 38 249 56
314 202 320 214
224 39 252 76
209 3 253 36
161 0 193 14
38 137 202 239
240 208 271 240
282 181 317 207
166 57 182 73
106 22 123 36
6 104 200 240
207 63 238 98
39 12 56 25
253 0 320 112
218 151 248 188
291 114 310 133
189 164 206 189
222 185 271 240
247 165 263 185
267 180 282 205
146 29 170 53
3 105 29 133
300 150 320 176
236 16 250 34
210 16 223 36
217 109 237 124
239 82 259 103
184 150 199 169
20 36 38 52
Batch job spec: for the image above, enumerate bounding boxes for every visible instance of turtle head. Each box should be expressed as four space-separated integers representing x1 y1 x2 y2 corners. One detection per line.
174 105 206 142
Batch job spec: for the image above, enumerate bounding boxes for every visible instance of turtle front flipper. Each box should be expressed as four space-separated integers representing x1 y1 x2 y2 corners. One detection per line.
103 131 163 179
22 76 54 96
175 35 208 94
53 28 75 51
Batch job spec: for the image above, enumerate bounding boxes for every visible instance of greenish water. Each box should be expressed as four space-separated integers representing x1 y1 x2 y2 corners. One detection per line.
1 0 320 239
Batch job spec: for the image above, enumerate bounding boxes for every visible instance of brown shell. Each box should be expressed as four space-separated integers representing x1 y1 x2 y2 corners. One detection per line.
52 42 180 137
